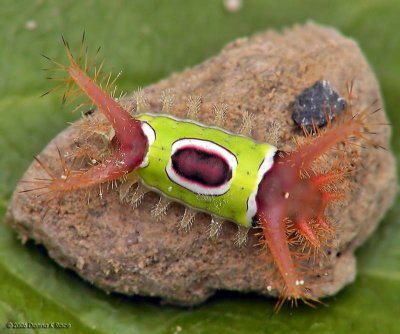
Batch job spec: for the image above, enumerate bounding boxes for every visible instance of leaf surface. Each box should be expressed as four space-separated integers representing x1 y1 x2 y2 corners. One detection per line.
1 1 399 333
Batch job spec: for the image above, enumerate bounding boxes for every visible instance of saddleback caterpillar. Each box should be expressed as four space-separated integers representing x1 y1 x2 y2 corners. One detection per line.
27 35 379 310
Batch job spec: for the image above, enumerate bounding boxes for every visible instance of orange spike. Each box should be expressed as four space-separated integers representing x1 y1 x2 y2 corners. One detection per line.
315 216 335 234
311 170 346 188
257 211 313 305
295 219 320 248
27 37 149 196
322 191 345 203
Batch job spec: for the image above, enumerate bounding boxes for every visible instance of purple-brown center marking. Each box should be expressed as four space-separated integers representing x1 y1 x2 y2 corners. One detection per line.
171 146 232 188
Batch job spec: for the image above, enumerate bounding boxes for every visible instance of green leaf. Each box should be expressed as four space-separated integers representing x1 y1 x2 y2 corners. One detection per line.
1 0 399 333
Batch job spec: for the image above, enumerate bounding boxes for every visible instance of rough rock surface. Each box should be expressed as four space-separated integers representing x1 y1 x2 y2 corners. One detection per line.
5 22 397 305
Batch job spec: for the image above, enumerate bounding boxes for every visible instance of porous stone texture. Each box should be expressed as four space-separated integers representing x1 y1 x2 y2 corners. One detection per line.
5 22 397 305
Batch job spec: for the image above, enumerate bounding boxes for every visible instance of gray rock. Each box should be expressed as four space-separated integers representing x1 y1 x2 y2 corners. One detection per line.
292 80 347 131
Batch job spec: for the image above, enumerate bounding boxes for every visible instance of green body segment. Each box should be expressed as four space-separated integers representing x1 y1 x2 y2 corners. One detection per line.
136 114 276 227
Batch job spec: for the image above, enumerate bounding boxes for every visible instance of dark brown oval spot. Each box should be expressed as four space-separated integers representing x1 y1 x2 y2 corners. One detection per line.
171 147 232 187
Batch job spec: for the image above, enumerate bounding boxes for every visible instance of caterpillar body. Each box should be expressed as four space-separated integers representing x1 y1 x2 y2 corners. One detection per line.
136 113 276 227
30 38 371 310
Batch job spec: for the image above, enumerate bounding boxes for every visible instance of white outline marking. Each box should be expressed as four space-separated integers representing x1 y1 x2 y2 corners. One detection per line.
166 138 238 195
139 122 156 168
246 148 277 223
